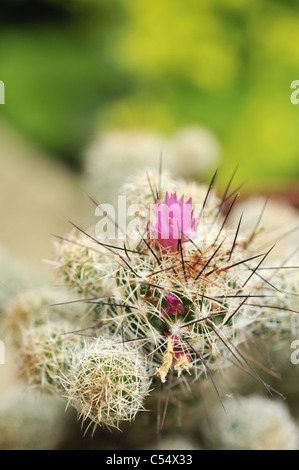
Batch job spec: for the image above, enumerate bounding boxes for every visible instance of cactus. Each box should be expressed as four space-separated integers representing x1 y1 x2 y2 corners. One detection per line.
15 167 299 432
65 338 152 431
84 128 220 201
230 197 299 343
0 387 69 450
2 287 85 348
51 231 120 300
19 321 85 394
205 394 299 450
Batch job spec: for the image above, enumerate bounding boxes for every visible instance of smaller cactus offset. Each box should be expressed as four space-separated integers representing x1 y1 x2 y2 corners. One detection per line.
19 321 85 394
3 287 81 347
17 167 299 433
65 338 152 432
50 231 120 300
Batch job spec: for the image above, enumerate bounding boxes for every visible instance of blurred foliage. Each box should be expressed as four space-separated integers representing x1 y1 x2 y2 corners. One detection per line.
0 0 299 184
0 0 130 168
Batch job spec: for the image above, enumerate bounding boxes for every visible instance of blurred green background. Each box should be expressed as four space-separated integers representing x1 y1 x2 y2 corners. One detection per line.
0 0 299 270
1 0 299 182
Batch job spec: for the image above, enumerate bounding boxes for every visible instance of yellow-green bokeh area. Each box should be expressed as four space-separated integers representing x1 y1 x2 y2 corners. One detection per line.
101 0 299 185
1 0 299 186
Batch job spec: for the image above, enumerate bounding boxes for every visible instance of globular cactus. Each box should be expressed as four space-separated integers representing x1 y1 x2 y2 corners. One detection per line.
244 270 299 343
84 127 220 201
122 168 220 213
51 231 121 300
2 287 82 348
205 394 299 450
230 197 299 344
231 196 299 262
64 338 152 431
19 321 85 394
0 387 69 450
17 167 299 432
